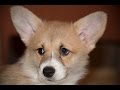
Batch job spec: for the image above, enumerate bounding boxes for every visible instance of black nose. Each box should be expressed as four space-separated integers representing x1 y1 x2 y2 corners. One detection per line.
43 66 55 78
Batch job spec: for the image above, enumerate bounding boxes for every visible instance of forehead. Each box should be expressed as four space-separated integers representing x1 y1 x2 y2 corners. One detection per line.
37 21 76 40
29 21 84 50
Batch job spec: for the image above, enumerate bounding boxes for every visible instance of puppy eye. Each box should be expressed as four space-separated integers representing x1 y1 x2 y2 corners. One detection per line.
60 47 70 56
38 48 45 55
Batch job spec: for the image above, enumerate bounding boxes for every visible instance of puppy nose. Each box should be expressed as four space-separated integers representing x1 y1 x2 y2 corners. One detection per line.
43 66 55 78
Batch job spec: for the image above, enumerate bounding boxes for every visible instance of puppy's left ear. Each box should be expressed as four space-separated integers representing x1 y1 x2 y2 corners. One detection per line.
74 11 107 53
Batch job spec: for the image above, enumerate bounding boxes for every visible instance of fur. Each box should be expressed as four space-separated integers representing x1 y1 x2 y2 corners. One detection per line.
0 6 107 85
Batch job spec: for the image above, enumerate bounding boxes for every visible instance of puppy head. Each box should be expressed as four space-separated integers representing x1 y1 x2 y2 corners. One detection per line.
10 6 107 84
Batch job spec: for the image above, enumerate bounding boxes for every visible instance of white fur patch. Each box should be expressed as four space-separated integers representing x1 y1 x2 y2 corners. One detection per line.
39 51 66 81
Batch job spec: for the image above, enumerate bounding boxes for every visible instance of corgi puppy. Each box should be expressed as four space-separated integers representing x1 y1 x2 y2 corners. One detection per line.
0 6 107 85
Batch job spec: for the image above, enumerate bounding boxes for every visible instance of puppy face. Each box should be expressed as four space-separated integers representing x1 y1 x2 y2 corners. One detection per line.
27 21 89 82
10 6 107 84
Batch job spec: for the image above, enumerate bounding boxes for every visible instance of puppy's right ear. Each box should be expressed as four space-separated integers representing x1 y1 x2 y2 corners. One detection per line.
10 6 42 46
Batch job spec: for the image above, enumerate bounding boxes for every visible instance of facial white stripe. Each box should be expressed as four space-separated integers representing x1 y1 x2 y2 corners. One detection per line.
50 57 66 80
52 51 54 58
40 51 66 81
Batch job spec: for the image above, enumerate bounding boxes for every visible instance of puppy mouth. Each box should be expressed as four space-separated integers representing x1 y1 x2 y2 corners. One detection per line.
43 77 67 84
37 65 70 84
37 69 70 85
47 78 54 82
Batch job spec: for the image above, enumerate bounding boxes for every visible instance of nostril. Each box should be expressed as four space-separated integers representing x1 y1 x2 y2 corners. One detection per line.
43 66 55 78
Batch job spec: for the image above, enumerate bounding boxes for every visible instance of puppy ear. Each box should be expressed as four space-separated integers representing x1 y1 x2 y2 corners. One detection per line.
74 11 107 52
10 6 42 46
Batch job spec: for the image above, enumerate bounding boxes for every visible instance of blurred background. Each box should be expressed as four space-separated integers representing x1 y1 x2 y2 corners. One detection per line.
0 5 120 85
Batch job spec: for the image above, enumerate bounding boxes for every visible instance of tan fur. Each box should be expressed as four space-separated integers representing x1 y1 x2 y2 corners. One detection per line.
0 6 107 85
28 21 88 68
